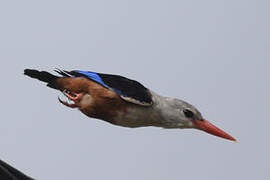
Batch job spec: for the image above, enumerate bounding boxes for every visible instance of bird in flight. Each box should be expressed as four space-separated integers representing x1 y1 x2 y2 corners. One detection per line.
24 69 236 141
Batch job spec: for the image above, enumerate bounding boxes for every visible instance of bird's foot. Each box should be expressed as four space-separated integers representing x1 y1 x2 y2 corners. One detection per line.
58 97 78 108
62 89 84 103
58 89 85 108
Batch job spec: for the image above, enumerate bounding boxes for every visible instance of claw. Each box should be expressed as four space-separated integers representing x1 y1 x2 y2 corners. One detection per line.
58 89 86 109
62 90 84 102
58 96 78 108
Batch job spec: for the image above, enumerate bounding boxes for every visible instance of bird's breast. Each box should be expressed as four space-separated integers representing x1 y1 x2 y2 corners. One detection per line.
112 106 162 128
77 84 129 125
79 95 160 128
74 79 162 128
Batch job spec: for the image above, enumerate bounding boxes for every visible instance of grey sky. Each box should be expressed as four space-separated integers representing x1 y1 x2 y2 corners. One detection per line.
0 0 269 179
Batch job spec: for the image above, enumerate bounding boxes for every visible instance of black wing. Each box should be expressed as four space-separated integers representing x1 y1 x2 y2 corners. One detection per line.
98 72 153 106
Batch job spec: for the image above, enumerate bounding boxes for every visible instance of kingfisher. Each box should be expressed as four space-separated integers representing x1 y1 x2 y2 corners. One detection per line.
24 69 236 141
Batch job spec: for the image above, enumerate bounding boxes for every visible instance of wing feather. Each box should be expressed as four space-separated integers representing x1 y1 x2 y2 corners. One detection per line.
65 70 153 106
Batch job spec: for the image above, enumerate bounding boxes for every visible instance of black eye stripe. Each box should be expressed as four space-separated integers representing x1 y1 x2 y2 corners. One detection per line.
183 109 194 118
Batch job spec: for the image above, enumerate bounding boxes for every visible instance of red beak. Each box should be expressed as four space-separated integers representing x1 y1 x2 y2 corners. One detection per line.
193 119 236 142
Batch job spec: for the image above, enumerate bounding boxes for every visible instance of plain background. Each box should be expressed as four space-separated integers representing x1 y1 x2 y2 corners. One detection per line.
0 0 269 179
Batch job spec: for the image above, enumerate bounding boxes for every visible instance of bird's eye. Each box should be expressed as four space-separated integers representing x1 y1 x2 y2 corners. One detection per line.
183 109 194 118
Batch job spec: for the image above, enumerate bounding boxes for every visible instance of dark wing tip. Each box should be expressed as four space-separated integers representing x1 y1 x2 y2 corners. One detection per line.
53 68 70 77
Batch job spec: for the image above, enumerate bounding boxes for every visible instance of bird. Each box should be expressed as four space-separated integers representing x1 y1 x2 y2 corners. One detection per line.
24 69 236 142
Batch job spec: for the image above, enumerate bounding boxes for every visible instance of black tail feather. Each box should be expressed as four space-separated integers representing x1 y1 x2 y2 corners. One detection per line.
24 69 59 89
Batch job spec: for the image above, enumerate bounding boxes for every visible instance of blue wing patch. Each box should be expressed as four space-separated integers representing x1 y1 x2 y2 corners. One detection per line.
74 71 123 95
74 71 108 88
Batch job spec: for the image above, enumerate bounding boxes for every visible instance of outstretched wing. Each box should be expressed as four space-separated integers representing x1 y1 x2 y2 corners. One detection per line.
60 70 153 106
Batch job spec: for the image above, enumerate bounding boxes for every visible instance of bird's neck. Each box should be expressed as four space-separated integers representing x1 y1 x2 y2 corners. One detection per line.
150 91 182 128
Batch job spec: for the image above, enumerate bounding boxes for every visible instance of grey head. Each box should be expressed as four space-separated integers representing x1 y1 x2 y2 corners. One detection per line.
154 94 236 141
156 96 203 129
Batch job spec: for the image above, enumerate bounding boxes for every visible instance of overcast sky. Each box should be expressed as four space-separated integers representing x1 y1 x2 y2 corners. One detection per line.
0 0 269 179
